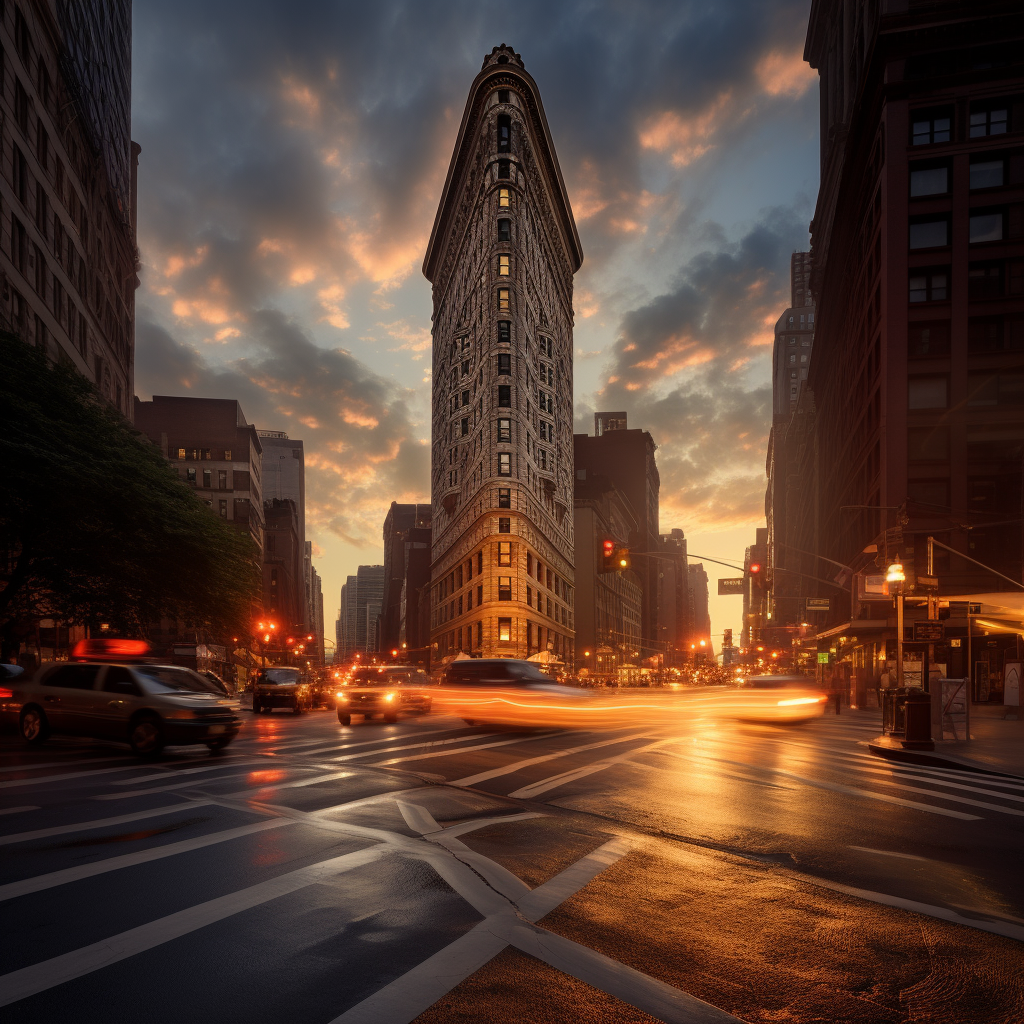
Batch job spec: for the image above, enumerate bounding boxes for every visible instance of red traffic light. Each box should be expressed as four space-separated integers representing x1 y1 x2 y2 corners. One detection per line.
602 540 615 555
749 563 762 574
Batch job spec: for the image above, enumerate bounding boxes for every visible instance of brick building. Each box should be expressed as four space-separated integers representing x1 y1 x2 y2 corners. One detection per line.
423 45 582 664
380 502 431 658
0 0 138 417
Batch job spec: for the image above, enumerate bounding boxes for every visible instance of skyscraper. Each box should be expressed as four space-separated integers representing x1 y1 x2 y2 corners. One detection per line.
381 503 432 656
1 1 138 417
338 566 385 659
422 45 583 663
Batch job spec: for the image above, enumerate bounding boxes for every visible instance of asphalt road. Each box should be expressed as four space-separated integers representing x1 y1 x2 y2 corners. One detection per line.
1 700 1022 1023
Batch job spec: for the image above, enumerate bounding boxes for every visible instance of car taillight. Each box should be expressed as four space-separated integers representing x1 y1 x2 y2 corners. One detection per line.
0 687 13 699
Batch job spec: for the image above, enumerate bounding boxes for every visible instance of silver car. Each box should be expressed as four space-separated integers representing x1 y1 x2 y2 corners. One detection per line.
8 661 242 756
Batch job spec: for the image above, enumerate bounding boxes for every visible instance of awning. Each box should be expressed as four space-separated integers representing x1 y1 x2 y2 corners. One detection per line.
814 620 890 642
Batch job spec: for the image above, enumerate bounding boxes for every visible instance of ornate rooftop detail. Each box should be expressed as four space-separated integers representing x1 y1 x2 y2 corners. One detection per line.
481 44 524 70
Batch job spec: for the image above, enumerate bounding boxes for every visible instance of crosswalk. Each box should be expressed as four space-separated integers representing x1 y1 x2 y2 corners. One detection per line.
1 710 1022 1020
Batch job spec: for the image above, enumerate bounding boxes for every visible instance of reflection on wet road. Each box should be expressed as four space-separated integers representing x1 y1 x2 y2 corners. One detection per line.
1 704 1022 1023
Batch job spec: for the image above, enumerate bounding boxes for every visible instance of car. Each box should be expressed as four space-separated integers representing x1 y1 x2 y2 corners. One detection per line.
252 667 313 715
335 665 433 725
730 674 827 722
6 657 242 756
436 658 590 728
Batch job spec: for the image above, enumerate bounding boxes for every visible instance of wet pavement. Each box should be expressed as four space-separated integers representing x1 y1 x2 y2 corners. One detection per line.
1 705 1022 1022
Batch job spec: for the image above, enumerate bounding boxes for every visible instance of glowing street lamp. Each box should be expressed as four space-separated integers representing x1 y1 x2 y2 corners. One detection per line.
887 560 906 686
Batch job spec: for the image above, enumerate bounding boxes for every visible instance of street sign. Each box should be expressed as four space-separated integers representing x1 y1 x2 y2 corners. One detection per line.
817 652 830 664
805 597 830 612
914 620 944 641
718 578 745 595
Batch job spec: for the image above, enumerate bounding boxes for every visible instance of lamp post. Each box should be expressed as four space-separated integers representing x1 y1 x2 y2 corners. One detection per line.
886 560 905 687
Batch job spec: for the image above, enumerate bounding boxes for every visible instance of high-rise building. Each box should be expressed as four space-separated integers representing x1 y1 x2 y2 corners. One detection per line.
575 416 662 656
262 499 303 633
656 529 692 653
304 542 324 664
134 396 264 556
422 45 582 664
0 1 138 417
381 503 432 656
688 563 711 651
771 253 816 416
796 0 1024 696
338 565 385 659
258 432 305 547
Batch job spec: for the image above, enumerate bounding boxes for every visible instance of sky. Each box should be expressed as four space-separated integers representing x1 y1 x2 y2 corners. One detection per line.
130 0 821 650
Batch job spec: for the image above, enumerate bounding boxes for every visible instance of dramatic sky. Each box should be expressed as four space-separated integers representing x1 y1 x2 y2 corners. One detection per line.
131 0 820 649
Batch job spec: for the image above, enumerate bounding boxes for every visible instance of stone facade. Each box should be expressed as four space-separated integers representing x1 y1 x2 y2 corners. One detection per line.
423 45 582 664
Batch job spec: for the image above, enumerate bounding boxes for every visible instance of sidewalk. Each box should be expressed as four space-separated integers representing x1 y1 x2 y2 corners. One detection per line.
865 703 1024 779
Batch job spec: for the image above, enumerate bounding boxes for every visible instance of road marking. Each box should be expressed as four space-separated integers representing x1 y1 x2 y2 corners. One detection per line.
452 732 655 787
0 755 134 774
0 818 297 901
0 845 385 1008
296 724 475 758
797 874 1024 943
369 733 561 767
517 837 632 921
509 740 673 799
110 760 266 785
0 765 145 789
334 732 500 762
0 801 213 847
94 771 262 800
848 846 929 861
0 806 38 817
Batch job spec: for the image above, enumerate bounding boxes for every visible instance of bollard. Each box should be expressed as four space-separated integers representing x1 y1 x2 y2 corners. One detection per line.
901 689 934 750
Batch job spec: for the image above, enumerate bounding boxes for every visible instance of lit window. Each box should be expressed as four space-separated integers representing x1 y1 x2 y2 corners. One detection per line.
498 542 513 568
499 188 510 208
969 107 1008 138
498 254 510 276
498 288 509 311
177 448 186 460
499 452 511 475
498 418 511 442
969 213 1003 244
224 450 232 461
970 160 1004 190
498 577 512 600
498 618 512 641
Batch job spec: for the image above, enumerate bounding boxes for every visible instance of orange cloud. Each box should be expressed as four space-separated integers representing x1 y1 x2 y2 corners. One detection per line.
756 48 816 98
639 92 733 167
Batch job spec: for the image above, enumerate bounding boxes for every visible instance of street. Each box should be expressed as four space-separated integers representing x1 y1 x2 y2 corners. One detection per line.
1 704 1022 1023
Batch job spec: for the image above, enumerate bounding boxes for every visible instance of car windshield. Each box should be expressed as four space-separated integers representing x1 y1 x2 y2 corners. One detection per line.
260 668 302 685
387 669 429 686
134 666 221 694
349 668 390 687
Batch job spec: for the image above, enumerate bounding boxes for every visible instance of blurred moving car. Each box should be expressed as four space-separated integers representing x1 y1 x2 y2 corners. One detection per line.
336 665 433 725
252 667 313 715
436 658 591 728
4 643 241 755
730 674 827 722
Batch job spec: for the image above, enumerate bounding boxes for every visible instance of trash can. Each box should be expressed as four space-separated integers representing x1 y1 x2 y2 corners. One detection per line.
902 688 934 751
882 686 914 735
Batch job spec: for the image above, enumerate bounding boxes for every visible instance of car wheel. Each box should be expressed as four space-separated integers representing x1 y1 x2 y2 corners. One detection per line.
384 712 398 723
337 712 351 726
206 737 232 752
20 705 50 744
129 716 165 757
292 703 303 715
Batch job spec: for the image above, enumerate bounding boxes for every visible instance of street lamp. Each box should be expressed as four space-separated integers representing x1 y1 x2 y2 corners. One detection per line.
886 560 906 687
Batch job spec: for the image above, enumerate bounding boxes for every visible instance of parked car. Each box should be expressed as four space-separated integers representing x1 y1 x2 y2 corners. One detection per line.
5 656 241 756
335 665 433 725
252 667 313 715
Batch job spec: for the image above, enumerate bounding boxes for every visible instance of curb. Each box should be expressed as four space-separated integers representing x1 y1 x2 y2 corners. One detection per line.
866 741 1024 781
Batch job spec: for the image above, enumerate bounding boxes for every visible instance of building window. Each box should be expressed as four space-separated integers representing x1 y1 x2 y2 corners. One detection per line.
969 212 1003 244
908 377 948 410
477 584 483 607
498 541 512 566
218 469 228 488
499 452 511 475
498 385 512 407
909 165 948 197
498 320 511 344
498 577 512 601
497 113 511 152
497 218 511 242
909 269 948 302
970 159 1004 190
461 389 470 406
461 417 469 436
498 254 510 276
908 322 951 357
969 105 1008 138
497 89 509 104
498 288 510 311
224 449 232 461
969 316 1024 353
499 188 510 208
219 499 228 518
498 618 512 641
186 468 197 484
497 353 511 375
498 488 511 508
498 159 510 180
969 263 1004 299
912 109 951 146
202 469 211 488
177 448 186 460
498 517 511 533
788 353 796 364
498 418 511 442
909 219 948 249
538 448 548 469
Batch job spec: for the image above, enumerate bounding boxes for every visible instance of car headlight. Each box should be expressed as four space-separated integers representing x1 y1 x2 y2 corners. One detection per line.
336 691 349 702
164 707 202 719
776 696 821 706
384 691 396 702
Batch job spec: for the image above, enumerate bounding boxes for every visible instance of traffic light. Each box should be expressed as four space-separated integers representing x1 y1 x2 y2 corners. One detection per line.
616 547 630 570
600 539 616 573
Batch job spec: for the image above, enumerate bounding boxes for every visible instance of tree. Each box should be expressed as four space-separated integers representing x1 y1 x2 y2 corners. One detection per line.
0 333 260 656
